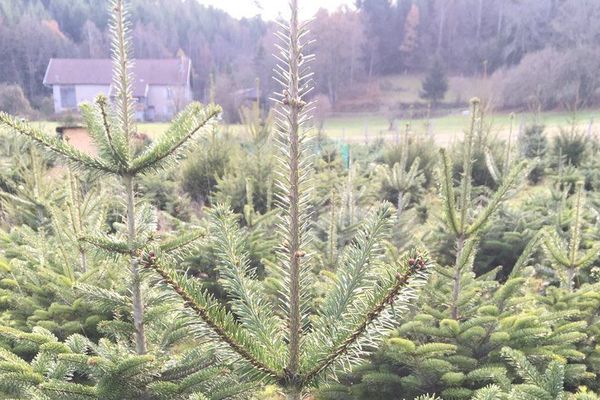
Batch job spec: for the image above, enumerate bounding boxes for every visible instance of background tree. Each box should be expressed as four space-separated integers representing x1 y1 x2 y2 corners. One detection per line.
420 58 448 106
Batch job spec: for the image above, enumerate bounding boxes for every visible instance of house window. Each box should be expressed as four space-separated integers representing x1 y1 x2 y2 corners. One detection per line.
60 86 77 109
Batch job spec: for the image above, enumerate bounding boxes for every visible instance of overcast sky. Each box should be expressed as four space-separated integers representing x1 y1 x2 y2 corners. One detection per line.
197 0 356 20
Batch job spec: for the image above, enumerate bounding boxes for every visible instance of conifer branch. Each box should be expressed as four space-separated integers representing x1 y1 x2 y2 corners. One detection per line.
542 230 571 267
40 381 98 398
142 256 281 381
459 98 479 232
302 257 429 384
96 95 130 168
0 112 118 174
466 161 528 236
510 229 544 278
208 206 286 365
484 146 501 184
130 103 221 175
159 229 206 254
79 235 131 255
314 203 394 326
439 148 460 235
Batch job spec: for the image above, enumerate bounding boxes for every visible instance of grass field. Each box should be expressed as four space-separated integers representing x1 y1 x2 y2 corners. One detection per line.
29 108 600 148
321 109 600 145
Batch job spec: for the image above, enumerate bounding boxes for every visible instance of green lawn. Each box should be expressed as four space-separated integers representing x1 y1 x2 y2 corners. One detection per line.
29 109 600 147
321 109 600 145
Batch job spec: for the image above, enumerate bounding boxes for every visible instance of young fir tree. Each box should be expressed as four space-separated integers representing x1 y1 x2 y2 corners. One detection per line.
142 1 430 399
377 123 424 219
316 100 595 400
0 325 251 400
0 1 252 398
473 347 600 400
420 58 448 107
0 0 220 355
541 182 600 291
530 181 600 392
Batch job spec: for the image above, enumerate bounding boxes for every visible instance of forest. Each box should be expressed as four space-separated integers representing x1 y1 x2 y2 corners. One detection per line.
2 0 600 120
2 0 600 400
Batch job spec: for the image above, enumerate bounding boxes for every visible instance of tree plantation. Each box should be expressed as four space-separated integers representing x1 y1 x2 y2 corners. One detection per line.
2 1 600 400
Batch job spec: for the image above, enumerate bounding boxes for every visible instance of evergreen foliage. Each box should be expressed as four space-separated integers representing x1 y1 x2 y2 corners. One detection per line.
0 1 248 399
0 326 250 399
0 0 220 356
541 182 600 291
377 124 424 218
420 58 448 106
3 1 600 400
141 2 430 399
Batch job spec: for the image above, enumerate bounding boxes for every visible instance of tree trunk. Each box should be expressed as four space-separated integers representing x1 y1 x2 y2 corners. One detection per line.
287 0 302 378
475 0 483 44
397 191 404 219
567 267 575 293
125 175 147 355
436 1 446 54
451 236 465 320
286 390 302 400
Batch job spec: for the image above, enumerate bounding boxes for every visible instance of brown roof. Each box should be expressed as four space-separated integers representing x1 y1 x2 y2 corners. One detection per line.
44 58 191 97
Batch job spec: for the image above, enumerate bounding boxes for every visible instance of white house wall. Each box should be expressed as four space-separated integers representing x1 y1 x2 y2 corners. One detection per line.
51 83 191 120
52 84 110 113
52 85 61 113
75 85 110 106
147 85 192 121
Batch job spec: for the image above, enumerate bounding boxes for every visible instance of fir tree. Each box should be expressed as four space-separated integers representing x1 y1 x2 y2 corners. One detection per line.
0 0 220 355
0 325 251 399
518 124 548 184
142 1 430 398
420 58 448 107
541 181 600 291
377 124 424 219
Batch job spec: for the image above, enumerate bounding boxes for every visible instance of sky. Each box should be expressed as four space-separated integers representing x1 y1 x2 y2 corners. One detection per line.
197 0 356 20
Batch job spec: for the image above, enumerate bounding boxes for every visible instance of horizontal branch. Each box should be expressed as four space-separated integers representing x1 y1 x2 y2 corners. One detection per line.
302 256 429 385
0 112 119 175
142 255 281 381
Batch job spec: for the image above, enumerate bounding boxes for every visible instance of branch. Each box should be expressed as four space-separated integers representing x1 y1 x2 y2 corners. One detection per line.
0 112 118 175
142 256 281 380
79 235 131 255
439 149 460 235
159 229 206 254
467 161 527 236
509 229 543 278
302 256 429 385
130 103 221 175
96 95 130 168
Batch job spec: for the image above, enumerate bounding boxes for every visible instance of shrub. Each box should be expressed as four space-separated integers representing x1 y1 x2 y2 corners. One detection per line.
552 122 593 168
518 124 548 183
0 84 33 116
181 132 233 204
495 47 600 109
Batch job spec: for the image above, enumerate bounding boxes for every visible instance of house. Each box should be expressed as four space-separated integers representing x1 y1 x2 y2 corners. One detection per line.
43 57 193 121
